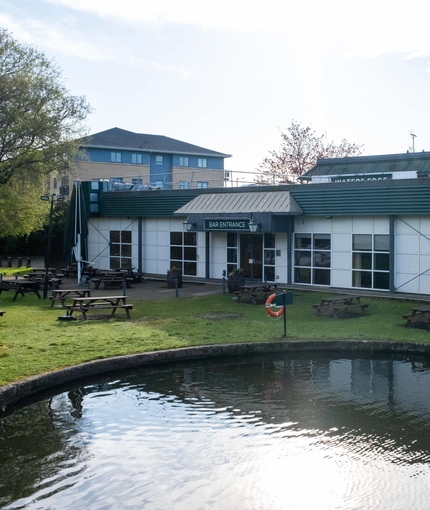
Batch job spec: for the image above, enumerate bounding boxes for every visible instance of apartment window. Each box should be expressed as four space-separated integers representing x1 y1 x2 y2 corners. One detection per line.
109 230 132 269
155 155 163 165
197 181 208 188
352 234 389 290
179 181 189 189
294 233 331 285
170 231 197 276
132 153 142 164
227 233 238 276
179 157 189 167
111 152 121 163
198 158 207 168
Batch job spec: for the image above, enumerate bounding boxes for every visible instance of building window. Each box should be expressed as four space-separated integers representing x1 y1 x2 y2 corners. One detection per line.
155 155 163 165
294 233 331 285
197 181 208 188
132 177 143 185
53 177 57 189
227 233 238 275
179 157 189 167
179 181 189 189
352 234 389 290
132 153 142 164
111 152 121 163
170 231 197 276
109 230 132 269
198 158 207 168
263 233 276 282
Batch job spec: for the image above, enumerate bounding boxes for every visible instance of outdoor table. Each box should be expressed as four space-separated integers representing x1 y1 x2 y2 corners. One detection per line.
64 295 133 320
235 283 278 305
0 279 41 301
312 294 368 318
402 305 430 328
49 288 92 307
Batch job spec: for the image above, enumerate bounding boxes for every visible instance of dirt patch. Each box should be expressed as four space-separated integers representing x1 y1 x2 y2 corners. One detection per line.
194 311 244 321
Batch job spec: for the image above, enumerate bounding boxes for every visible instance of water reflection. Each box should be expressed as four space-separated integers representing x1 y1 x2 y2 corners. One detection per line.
1 352 430 509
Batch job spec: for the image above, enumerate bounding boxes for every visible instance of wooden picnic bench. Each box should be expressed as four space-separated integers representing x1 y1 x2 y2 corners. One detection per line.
402 305 430 329
64 295 133 320
312 294 369 319
0 279 41 301
92 272 133 290
235 283 278 305
49 288 92 307
0 310 5 317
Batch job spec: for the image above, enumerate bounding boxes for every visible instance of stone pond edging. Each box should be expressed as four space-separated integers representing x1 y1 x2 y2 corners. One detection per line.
2 340 430 410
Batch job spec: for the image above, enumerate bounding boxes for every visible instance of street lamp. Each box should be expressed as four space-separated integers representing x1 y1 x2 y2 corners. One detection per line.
40 193 64 299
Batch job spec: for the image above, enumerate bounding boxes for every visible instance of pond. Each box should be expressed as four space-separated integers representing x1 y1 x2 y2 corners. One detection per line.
1 351 430 509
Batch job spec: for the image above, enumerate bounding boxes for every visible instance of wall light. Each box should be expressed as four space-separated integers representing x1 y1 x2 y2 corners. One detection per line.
183 218 195 232
248 217 259 233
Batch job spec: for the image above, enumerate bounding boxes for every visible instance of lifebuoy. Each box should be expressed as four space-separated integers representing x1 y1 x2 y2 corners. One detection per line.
265 293 284 317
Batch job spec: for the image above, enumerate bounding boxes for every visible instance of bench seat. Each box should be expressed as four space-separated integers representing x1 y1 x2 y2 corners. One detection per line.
64 303 134 320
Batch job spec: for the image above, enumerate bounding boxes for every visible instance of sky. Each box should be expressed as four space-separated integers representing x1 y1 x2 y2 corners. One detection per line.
1 0 430 182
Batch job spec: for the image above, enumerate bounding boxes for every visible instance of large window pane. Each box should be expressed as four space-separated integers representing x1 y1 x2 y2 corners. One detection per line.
314 234 331 250
295 268 311 284
352 252 372 270
313 269 330 285
374 235 390 251
295 251 311 267
353 234 372 251
374 272 389 289
374 253 389 271
264 233 276 249
295 234 311 249
170 232 182 245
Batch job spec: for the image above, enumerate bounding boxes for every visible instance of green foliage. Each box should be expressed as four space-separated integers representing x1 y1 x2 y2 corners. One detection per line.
0 28 92 186
228 267 244 276
0 174 48 237
256 120 363 184
0 28 92 237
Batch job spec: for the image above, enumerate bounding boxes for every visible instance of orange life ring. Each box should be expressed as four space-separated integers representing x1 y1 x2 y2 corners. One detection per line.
265 293 284 317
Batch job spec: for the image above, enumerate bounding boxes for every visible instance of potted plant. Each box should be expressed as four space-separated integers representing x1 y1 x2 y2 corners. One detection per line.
227 267 245 293
167 266 182 288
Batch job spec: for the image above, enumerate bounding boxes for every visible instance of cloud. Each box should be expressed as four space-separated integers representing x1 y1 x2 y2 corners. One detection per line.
46 0 430 60
0 11 189 75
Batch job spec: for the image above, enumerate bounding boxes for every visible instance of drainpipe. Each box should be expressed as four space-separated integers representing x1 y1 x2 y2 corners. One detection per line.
138 217 143 282
205 231 210 279
389 215 395 293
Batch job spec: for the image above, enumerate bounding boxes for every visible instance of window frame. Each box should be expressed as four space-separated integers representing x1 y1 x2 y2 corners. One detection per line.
293 233 331 286
352 234 390 290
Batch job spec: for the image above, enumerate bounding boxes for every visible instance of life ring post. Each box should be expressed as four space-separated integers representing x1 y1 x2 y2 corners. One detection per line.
265 291 294 337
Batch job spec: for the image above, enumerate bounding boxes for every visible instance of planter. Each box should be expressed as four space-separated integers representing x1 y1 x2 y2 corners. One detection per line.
227 274 245 293
167 270 182 288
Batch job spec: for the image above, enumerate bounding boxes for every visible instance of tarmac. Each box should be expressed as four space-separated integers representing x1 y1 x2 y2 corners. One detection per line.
59 275 227 301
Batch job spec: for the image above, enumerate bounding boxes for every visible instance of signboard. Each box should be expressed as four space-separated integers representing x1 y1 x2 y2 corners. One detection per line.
204 219 250 231
331 173 392 183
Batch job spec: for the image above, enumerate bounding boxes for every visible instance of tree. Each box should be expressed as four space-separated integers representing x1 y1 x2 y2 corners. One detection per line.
0 28 92 236
256 120 363 184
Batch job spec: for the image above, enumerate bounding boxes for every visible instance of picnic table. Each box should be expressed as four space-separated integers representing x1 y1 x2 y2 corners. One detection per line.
0 279 41 301
49 288 92 307
0 310 5 317
64 295 134 320
402 305 430 329
92 271 133 290
235 283 278 305
312 294 368 318
23 272 62 288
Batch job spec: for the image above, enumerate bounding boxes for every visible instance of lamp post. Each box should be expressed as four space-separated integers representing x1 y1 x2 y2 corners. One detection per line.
40 193 64 299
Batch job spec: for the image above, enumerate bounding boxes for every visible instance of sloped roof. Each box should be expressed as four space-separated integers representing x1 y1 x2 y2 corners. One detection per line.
300 152 430 181
81 127 231 158
174 191 302 215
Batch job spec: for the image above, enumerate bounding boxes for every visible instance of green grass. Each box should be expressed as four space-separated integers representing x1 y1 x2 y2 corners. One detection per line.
0 288 429 386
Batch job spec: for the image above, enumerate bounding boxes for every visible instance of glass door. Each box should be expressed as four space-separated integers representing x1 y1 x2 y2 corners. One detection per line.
240 234 263 280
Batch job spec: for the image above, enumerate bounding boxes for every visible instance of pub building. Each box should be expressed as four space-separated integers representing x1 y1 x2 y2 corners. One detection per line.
70 151 430 296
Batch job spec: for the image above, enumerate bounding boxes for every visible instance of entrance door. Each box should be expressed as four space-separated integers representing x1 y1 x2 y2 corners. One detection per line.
240 234 263 280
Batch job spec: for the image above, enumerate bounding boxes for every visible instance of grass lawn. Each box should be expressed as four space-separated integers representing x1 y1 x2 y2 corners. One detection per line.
1 278 429 386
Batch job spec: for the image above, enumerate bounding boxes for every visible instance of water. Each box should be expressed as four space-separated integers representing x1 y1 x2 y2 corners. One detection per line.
2 352 430 509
